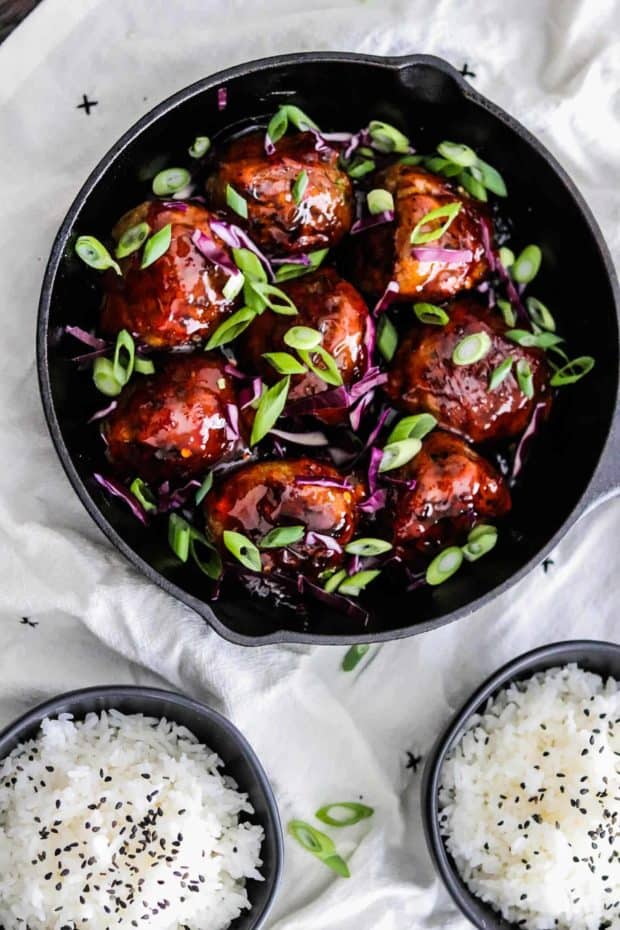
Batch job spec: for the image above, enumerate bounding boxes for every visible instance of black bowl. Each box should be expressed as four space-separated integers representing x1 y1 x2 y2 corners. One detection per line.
37 52 620 645
421 639 620 930
0 686 283 930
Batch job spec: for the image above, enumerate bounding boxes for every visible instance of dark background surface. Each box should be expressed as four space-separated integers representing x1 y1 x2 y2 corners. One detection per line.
0 0 40 43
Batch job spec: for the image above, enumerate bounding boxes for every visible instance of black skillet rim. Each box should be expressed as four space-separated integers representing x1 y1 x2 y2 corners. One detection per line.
36 51 620 646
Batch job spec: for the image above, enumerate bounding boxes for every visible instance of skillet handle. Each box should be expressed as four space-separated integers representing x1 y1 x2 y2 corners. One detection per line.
583 418 620 509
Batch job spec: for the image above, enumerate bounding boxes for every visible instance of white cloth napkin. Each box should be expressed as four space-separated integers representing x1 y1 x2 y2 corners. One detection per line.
0 0 618 926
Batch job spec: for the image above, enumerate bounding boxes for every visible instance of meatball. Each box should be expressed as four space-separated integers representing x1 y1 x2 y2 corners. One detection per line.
389 431 511 557
205 458 363 576
103 355 245 483
351 165 489 301
101 201 238 349
386 298 552 444
206 131 354 255
238 268 370 423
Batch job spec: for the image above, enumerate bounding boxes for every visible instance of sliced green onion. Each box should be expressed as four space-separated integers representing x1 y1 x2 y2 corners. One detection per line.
368 120 410 154
134 357 155 375
459 170 487 201
141 223 172 269
324 568 347 594
345 538 392 556
292 169 308 204
476 158 507 197
498 247 515 270
281 105 318 132
188 136 210 159
223 271 245 302
437 141 477 168
297 346 343 386
262 351 307 375
232 247 267 282
516 358 534 398
386 413 437 445
347 158 376 179
367 188 394 215
92 358 123 397
379 438 422 473
223 530 262 572
526 297 556 332
497 298 516 327
152 167 191 196
338 570 381 596
511 245 542 284
377 315 398 361
287 821 350 878
266 108 288 143
452 331 492 366
251 376 290 445
205 306 256 350
424 156 461 177
195 472 213 505
414 302 449 326
315 802 374 827
226 184 248 219
410 202 461 245
462 524 498 562
129 477 157 512
112 330 135 386
259 525 305 548
488 357 513 392
398 154 425 166
75 235 121 275
189 532 223 580
115 222 150 259
274 248 328 282
284 326 322 351
168 513 191 562
505 329 563 350
426 546 464 585
341 644 370 671
250 281 298 315
550 356 595 386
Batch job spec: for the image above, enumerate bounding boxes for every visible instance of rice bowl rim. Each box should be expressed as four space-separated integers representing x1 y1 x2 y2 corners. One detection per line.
0 684 283 930
420 639 620 930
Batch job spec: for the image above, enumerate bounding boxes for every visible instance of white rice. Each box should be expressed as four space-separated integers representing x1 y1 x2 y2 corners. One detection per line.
0 710 264 930
439 664 620 930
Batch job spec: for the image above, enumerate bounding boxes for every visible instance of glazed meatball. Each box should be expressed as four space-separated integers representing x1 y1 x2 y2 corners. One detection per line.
386 298 552 444
206 131 354 255
238 268 370 423
389 431 511 557
101 201 238 348
205 458 363 576
351 165 489 301
103 355 245 483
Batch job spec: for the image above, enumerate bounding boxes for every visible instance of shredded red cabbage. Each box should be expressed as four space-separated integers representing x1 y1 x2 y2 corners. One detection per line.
411 246 473 263
88 401 118 423
304 530 343 552
93 473 148 525
161 200 188 211
157 479 201 513
367 446 383 495
373 280 400 316
209 220 274 279
239 377 263 410
359 488 387 514
65 326 108 351
295 477 351 490
297 575 369 623
191 229 240 278
348 366 388 402
350 210 395 235
284 386 349 417
225 403 240 440
217 86 227 111
511 401 548 480
270 427 329 446
349 391 373 431
271 254 311 266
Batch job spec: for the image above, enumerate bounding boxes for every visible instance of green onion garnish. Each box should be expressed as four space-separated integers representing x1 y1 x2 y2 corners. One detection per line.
195 473 213 505
315 802 374 827
205 306 257 350
226 184 248 219
368 120 410 154
262 352 307 375
152 167 191 197
496 298 516 327
338 570 381 597
287 821 350 878
377 315 398 361
168 514 222 579
488 357 513 392
414 302 450 326
550 356 595 386
129 478 157 512
222 271 245 302
233 247 267 282
284 105 318 131
92 358 123 397
462 524 498 562
511 245 542 284
324 568 347 594
188 136 210 159
386 413 437 445
459 170 487 202
115 222 150 259
398 154 425 166
249 281 298 315
75 236 121 275
516 358 534 398
141 223 172 269
526 297 556 332
341 644 370 671
367 188 394 215
284 326 322 351
345 538 392 556
498 247 515 269
437 141 477 168
292 169 308 204
476 158 507 197
379 438 422 472
426 546 464 586
112 329 135 386
168 512 191 562
410 202 461 245
134 357 155 375
251 376 290 445
223 530 262 572
266 107 289 144
452 331 492 366
297 346 343 386
347 158 376 179
274 248 328 282
505 329 563 350
259 525 305 548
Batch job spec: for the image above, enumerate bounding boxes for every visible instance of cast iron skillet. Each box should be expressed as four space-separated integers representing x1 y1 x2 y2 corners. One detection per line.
37 52 620 646
421 639 620 930
0 686 283 930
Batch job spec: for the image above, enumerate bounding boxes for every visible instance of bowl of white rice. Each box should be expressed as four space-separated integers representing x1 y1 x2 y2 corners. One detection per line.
0 686 282 930
421 640 620 930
